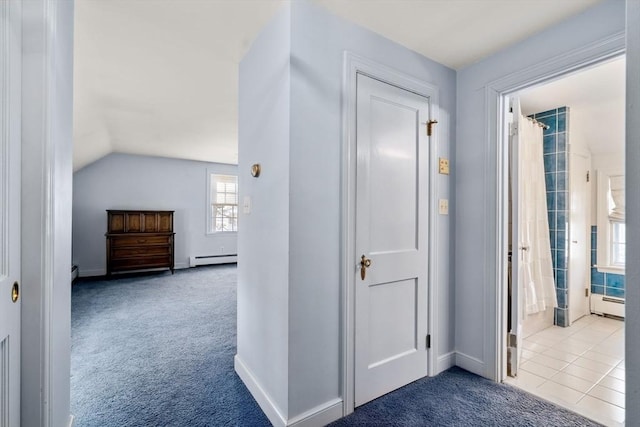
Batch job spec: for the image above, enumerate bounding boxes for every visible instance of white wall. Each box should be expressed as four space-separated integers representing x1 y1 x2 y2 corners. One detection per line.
237 1 455 423
455 0 625 380
236 4 292 421
21 0 74 425
626 0 640 418
72 153 238 276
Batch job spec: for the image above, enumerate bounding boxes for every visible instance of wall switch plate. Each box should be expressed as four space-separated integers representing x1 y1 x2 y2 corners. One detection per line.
439 199 449 215
439 157 450 175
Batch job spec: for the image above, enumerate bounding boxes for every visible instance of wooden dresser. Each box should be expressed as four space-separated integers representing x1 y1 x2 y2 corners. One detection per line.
106 210 175 276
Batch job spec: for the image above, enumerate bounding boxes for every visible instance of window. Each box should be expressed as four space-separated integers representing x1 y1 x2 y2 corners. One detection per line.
208 173 238 233
596 170 625 272
610 221 625 266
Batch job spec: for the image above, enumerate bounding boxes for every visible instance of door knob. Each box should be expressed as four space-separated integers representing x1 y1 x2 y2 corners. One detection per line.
11 281 19 303
360 255 372 280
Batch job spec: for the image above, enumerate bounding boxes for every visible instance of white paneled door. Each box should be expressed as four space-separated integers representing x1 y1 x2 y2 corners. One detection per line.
354 74 430 406
0 1 21 426
569 152 590 323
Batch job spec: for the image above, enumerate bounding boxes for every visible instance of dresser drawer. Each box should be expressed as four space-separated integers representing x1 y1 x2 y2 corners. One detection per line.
111 245 171 259
110 235 172 247
110 255 172 270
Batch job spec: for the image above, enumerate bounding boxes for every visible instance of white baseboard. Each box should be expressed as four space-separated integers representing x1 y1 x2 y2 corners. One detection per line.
78 268 106 278
590 294 625 318
234 355 345 427
189 255 238 267
455 352 485 377
288 398 343 427
234 355 287 427
436 351 456 374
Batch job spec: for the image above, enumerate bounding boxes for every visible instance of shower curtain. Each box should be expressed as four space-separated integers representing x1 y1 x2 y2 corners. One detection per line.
518 115 557 314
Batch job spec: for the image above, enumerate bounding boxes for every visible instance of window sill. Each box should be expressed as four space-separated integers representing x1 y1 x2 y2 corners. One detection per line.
206 231 238 236
594 265 625 275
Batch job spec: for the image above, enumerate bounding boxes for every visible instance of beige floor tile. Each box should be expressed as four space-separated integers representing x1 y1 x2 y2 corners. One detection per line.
521 349 536 361
588 384 625 408
521 360 559 379
537 381 585 404
509 370 546 389
608 368 625 381
562 364 607 383
522 340 550 353
617 360 625 370
572 356 617 374
549 371 596 393
581 350 622 367
598 375 625 393
527 335 562 347
553 339 593 356
577 395 625 423
529 353 570 371
542 348 579 364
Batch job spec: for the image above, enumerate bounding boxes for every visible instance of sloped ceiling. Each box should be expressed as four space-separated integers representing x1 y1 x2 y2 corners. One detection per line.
73 0 604 171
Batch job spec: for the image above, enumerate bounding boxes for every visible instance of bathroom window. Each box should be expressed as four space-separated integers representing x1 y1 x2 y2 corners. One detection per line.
610 221 625 266
207 172 238 234
596 170 625 273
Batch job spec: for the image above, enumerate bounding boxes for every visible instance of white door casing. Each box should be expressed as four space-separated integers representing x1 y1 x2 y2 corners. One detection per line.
354 74 430 406
508 98 524 377
569 152 590 323
0 1 21 425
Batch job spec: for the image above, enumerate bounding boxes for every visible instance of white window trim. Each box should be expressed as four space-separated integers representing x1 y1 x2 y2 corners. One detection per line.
596 169 625 274
206 170 238 235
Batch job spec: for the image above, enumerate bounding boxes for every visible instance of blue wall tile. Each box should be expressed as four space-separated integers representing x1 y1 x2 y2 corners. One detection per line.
544 153 556 172
591 267 605 285
546 191 556 211
538 115 557 135
556 211 567 230
557 153 567 172
558 107 567 113
535 108 557 118
556 269 566 289
606 287 625 299
556 171 567 191
557 112 567 132
557 191 567 211
591 284 605 295
606 274 625 288
544 135 557 153
557 133 566 152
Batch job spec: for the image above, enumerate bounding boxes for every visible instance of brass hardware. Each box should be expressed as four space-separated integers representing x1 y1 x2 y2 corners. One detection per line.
251 163 261 177
360 255 372 280
585 288 589 297
427 119 438 136
11 282 19 303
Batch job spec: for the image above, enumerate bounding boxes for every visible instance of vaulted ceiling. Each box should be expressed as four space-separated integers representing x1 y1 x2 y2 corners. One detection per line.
73 0 605 171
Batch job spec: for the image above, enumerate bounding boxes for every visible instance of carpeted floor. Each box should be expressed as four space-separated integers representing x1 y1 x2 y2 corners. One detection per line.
72 265 601 426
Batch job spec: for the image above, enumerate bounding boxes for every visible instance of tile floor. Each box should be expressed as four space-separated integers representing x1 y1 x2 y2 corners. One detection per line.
505 314 625 426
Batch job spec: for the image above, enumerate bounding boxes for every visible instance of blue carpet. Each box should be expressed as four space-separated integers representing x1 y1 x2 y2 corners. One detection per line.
72 265 601 426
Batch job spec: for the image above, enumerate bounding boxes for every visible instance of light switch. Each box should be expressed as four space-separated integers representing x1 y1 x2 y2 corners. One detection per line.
439 157 450 175
243 196 251 214
439 199 449 215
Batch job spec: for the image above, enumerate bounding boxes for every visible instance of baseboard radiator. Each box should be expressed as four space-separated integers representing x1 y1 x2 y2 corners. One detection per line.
189 254 237 267
591 294 625 318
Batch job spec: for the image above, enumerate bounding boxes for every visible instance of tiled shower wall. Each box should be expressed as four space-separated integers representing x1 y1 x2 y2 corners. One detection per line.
590 225 625 298
532 107 569 326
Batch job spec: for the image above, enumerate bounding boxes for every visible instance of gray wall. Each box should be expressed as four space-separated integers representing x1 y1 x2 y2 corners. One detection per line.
237 0 455 422
626 0 640 418
455 0 625 379
72 153 238 276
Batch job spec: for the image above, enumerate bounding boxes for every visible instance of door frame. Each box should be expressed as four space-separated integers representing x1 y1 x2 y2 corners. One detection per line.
340 52 439 415
492 36 625 382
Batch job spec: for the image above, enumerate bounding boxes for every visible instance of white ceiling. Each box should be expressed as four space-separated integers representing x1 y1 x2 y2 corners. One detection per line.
73 0 605 170
520 56 625 156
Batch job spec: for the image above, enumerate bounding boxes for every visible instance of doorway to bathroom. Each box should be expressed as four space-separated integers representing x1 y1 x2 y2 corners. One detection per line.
505 55 626 426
